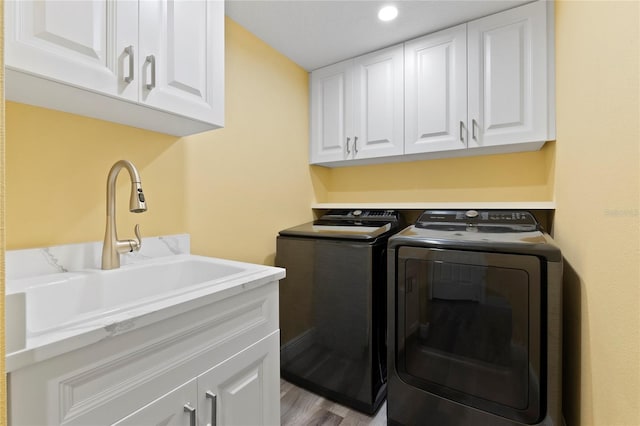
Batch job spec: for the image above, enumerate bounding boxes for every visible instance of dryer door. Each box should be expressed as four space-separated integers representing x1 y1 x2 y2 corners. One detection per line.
395 247 543 424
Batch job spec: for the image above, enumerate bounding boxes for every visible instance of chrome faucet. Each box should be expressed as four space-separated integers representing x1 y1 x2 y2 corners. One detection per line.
101 160 147 270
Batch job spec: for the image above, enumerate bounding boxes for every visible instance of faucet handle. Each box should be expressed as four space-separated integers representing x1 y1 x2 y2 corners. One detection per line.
130 224 142 252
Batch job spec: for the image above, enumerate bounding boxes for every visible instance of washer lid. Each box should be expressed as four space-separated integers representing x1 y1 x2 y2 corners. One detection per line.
279 221 395 240
279 209 402 240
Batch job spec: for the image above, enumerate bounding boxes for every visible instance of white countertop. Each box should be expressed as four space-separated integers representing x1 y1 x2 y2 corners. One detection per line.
5 236 285 372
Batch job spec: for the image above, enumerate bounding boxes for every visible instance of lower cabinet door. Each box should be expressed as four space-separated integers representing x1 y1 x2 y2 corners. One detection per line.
198 331 281 426
112 379 198 426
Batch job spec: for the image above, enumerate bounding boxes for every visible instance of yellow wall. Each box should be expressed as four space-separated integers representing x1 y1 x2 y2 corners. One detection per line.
5 103 185 249
182 18 315 265
323 143 555 203
4 18 314 266
1 0 6 423
554 1 640 425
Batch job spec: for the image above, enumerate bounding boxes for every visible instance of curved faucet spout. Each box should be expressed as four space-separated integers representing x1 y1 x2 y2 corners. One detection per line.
102 160 147 270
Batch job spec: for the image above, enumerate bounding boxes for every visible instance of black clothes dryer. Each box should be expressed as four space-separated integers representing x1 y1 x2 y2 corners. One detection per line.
276 209 402 414
387 210 562 425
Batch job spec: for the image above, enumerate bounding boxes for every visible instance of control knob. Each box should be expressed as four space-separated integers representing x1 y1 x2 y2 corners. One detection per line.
465 210 479 218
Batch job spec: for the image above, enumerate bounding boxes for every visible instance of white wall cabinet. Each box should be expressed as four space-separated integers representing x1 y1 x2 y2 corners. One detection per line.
309 59 353 163
467 0 549 148
7 281 280 426
311 0 554 167
405 24 468 154
310 44 404 164
5 0 224 136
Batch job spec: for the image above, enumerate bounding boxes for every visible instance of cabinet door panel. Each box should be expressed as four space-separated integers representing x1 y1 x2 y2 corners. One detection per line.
139 0 224 125
198 332 280 426
468 0 547 147
112 379 197 426
353 45 404 159
310 60 353 164
405 25 467 153
5 0 138 100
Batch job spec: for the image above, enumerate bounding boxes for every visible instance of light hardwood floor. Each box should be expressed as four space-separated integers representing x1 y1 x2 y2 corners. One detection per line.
280 379 387 426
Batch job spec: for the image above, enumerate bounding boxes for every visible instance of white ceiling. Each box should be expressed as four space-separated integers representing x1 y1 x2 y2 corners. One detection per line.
225 0 531 71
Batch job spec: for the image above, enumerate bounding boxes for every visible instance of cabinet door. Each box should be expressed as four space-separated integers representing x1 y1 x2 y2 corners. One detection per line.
352 44 404 159
198 332 280 426
467 0 548 147
139 0 224 125
405 25 467 154
310 60 354 164
112 379 198 426
5 0 138 101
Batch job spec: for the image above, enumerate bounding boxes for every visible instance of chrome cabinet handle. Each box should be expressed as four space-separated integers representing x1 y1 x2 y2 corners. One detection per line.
346 137 351 154
206 391 217 426
145 55 156 90
184 403 196 426
124 45 134 83
472 119 478 141
353 136 358 154
459 121 465 143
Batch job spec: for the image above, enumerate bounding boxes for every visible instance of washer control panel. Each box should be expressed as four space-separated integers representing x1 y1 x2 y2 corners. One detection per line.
321 209 399 220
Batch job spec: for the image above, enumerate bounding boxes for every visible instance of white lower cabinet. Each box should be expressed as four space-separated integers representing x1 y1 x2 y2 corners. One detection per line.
197 332 280 426
7 281 281 426
112 379 199 426
112 332 280 426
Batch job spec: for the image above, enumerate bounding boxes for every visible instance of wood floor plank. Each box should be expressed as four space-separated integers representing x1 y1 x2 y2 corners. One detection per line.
281 379 386 426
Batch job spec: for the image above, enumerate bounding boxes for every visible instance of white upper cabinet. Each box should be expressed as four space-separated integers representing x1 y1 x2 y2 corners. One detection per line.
5 0 224 136
309 59 353 164
352 45 404 160
139 0 224 124
310 0 554 167
310 44 404 165
405 24 468 154
5 0 138 101
467 0 548 148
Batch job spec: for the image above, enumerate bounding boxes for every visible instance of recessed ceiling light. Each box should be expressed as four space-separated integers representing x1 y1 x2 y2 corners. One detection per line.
378 5 398 22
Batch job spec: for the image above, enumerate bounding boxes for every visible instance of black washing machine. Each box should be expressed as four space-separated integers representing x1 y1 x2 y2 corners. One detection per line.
276 209 402 414
387 210 563 425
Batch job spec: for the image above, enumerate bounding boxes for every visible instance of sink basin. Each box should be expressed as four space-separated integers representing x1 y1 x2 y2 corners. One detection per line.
8 254 262 338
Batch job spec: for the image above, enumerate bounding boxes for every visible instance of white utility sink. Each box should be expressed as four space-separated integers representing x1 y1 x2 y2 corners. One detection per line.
6 253 283 357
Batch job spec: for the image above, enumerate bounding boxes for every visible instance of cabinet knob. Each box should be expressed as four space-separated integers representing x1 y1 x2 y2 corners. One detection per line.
353 136 358 154
346 137 351 154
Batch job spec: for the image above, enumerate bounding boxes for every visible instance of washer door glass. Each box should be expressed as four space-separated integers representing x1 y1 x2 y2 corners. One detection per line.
396 247 542 424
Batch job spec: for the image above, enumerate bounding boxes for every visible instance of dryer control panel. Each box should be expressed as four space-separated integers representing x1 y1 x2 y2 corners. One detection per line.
416 210 539 232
